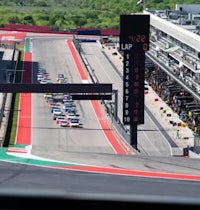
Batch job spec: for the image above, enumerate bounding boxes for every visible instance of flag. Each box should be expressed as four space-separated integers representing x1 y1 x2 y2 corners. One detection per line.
137 0 144 5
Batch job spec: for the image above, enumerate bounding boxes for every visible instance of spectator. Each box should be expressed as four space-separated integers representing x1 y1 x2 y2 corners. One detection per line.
176 129 180 139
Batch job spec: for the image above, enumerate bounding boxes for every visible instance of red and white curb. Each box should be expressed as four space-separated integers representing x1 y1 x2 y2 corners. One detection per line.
6 145 32 155
6 148 28 153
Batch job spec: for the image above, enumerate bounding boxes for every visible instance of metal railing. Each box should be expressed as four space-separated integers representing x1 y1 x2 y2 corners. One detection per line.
0 43 19 146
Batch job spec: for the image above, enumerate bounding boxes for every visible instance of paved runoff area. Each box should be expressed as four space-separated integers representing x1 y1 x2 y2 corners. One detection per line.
145 85 197 155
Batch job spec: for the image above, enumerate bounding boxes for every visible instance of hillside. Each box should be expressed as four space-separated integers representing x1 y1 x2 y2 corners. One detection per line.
0 0 199 30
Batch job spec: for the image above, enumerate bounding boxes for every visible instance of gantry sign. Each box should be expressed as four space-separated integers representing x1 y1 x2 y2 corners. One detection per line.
0 84 113 100
120 14 150 125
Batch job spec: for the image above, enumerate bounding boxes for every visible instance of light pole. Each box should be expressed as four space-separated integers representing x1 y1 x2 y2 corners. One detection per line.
105 89 118 122
1 69 25 84
113 89 118 120
4 69 16 84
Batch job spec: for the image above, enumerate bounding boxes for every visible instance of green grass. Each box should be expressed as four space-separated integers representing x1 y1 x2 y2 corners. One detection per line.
8 93 20 147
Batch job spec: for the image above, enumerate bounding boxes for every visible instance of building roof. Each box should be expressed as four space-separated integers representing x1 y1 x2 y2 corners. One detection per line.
144 10 200 52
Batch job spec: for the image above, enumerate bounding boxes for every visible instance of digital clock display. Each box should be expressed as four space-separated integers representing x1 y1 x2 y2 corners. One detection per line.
120 14 150 52
129 35 146 42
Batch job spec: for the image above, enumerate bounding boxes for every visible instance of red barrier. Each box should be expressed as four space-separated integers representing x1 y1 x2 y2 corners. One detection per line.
4 24 51 32
101 29 119 36
1 24 120 37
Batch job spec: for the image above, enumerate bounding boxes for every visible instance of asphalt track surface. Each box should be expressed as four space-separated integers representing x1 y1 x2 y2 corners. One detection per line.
10 34 200 174
1 32 200 206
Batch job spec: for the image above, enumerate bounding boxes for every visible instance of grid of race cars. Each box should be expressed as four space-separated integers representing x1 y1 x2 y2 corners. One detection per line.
37 68 82 128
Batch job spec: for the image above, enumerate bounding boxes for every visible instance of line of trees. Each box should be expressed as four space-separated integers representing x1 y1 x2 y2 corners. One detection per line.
0 0 198 30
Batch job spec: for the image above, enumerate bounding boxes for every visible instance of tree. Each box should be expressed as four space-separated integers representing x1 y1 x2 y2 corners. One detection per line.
23 15 35 24
8 16 20 24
